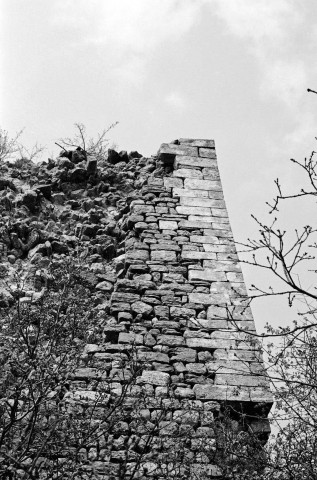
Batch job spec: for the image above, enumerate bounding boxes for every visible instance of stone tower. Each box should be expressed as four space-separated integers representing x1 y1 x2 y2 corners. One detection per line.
75 138 273 478
0 137 273 479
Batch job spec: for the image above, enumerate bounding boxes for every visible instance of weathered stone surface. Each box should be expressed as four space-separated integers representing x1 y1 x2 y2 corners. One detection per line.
170 306 195 318
188 292 225 304
184 179 222 191
137 351 169 363
111 292 140 303
173 168 203 178
118 332 143 344
176 206 211 216
188 269 226 282
22 190 38 212
175 156 218 169
34 183 52 199
151 250 177 261
131 301 153 316
154 305 170 317
95 280 113 292
214 373 270 387
193 384 273 403
159 220 178 230
139 370 170 386
179 220 212 230
170 348 197 363
151 243 180 251
213 349 264 362
133 204 155 214
158 143 198 157
206 360 255 375
126 250 149 262
181 197 225 208
157 335 185 347
173 187 209 198
163 177 183 189
187 363 207 375
179 138 215 148
0 137 272 474
174 387 195 398
70 168 87 183
186 338 219 349
203 244 235 253
199 147 217 158
86 156 97 174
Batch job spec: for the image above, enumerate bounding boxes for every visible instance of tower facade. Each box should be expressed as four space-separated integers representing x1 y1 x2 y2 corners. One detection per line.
73 139 273 478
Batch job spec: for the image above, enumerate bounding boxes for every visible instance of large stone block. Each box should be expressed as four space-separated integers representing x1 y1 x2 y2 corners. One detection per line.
157 335 185 347
170 306 196 318
175 155 217 168
206 360 254 375
159 220 178 230
214 373 270 388
190 235 219 243
170 347 197 363
139 370 170 386
118 332 143 344
181 197 225 208
211 207 228 217
179 138 215 148
176 206 211 216
151 250 177 261
173 187 209 198
227 272 244 282
182 251 217 261
199 147 217 158
188 269 226 282
173 168 203 178
126 250 150 262
188 215 213 223
132 204 155 214
186 337 229 349
137 351 170 363
184 179 222 191
131 301 153 316
158 143 198 157
179 220 213 230
193 384 273 403
163 177 183 189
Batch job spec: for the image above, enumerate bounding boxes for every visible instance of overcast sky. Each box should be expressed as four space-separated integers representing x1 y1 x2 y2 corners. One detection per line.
1 0 317 331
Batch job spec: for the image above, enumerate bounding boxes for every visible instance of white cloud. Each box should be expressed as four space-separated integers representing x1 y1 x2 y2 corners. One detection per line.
164 91 187 111
209 0 308 108
53 0 203 85
211 0 300 45
52 0 314 109
262 60 308 105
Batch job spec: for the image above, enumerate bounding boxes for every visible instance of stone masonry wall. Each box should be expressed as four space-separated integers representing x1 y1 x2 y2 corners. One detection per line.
0 137 273 478
71 139 273 478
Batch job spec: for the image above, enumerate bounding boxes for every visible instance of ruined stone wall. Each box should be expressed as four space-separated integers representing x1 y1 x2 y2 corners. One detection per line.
71 139 273 477
0 138 273 479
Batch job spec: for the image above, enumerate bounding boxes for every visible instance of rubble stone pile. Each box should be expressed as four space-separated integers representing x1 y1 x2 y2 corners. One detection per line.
0 138 273 478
